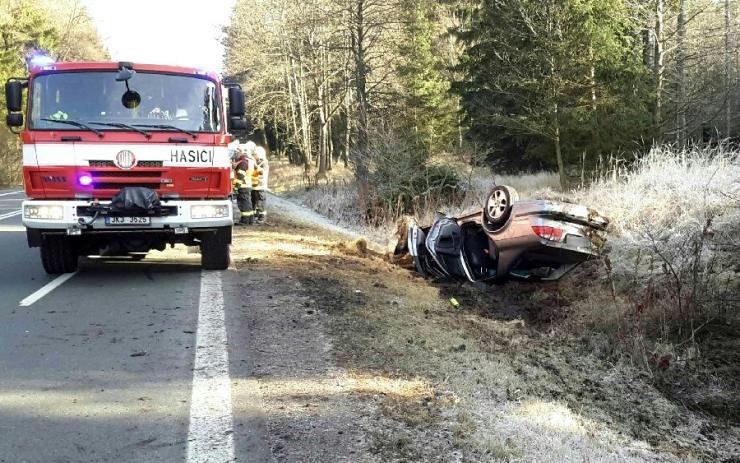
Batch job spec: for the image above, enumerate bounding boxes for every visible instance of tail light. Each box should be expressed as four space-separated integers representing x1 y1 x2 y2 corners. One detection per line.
532 225 564 242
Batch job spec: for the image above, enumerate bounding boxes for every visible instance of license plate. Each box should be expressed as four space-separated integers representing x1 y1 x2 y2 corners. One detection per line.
105 216 151 226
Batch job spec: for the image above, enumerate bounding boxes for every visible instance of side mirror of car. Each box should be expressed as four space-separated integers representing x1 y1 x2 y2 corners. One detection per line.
6 113 23 127
228 87 245 117
5 80 23 112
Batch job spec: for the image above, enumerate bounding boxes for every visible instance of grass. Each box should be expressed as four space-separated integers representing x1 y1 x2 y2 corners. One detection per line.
270 145 740 456
273 145 739 331
227 200 738 461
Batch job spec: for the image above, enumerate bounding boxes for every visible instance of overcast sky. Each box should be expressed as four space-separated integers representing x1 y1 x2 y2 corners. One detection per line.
82 0 236 72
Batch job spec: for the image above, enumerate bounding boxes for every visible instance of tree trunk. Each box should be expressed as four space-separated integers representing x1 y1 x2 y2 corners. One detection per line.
296 55 312 170
590 63 597 112
554 102 566 190
327 116 333 171
285 53 301 165
317 70 328 174
352 0 370 180
655 0 665 141
644 12 655 70
589 44 597 112
726 0 732 138
344 88 352 168
349 0 371 216
676 0 687 147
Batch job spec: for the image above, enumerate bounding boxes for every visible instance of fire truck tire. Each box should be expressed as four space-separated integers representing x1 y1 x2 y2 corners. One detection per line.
40 236 78 274
201 231 230 270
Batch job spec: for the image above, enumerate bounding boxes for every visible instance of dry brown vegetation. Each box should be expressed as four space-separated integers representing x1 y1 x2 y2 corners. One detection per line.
229 207 739 462
272 147 740 377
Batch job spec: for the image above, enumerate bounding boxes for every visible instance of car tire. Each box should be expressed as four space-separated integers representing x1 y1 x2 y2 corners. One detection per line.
40 236 78 274
201 228 230 270
482 185 519 232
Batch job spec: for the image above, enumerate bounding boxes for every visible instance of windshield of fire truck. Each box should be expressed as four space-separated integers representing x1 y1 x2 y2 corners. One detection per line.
30 71 222 133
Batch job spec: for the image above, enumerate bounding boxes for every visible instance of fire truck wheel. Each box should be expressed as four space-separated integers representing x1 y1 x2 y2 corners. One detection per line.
40 236 79 274
201 230 230 270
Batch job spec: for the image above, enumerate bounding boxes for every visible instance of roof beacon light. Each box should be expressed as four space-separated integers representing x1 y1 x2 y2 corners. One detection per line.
30 54 55 67
78 174 93 186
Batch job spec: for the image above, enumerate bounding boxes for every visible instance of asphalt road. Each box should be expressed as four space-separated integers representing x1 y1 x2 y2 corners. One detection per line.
0 190 270 462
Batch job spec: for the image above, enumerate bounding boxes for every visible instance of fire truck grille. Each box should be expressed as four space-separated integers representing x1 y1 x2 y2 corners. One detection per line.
139 161 164 168
91 171 164 178
88 160 164 168
87 170 167 191
93 182 162 190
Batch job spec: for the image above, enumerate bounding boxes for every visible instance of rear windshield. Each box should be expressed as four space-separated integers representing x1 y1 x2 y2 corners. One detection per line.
30 71 222 132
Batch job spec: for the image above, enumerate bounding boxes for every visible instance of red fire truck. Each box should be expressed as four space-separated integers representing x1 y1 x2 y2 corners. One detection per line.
4 60 248 273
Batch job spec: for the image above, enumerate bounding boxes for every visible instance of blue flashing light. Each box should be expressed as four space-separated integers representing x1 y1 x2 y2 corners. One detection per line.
78 174 93 186
30 54 55 67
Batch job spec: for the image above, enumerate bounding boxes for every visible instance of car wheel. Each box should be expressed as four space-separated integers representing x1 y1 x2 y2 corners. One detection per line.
482 185 519 232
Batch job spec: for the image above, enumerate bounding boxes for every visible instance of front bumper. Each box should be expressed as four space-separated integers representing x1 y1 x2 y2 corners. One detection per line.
22 198 234 231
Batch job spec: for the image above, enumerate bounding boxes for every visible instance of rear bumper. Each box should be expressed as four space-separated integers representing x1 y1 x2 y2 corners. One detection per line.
21 198 233 230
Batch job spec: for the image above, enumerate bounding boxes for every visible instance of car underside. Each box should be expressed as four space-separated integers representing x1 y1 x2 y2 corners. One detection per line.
396 186 609 283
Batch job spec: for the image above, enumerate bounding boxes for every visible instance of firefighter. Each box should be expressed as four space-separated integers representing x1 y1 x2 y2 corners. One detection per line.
232 141 257 225
251 146 269 224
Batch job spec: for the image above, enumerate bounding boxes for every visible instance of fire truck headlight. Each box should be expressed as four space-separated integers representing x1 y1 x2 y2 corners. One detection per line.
24 204 64 220
190 204 229 219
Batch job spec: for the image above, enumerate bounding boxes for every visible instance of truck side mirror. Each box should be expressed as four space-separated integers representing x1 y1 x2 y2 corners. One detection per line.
5 80 23 112
228 117 248 132
228 87 245 117
6 113 23 127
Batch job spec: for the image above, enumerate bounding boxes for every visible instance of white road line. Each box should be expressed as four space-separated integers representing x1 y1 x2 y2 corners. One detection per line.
19 272 77 307
187 271 235 463
0 190 22 197
0 210 21 221
0 225 25 232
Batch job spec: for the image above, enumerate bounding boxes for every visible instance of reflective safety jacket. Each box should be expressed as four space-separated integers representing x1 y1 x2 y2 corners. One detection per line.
252 157 269 190
233 155 255 189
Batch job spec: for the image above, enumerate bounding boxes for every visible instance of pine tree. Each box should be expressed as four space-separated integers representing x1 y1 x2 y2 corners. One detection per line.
397 0 457 153
453 0 651 188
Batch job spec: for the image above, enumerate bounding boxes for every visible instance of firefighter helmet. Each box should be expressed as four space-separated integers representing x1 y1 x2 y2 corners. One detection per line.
244 141 257 155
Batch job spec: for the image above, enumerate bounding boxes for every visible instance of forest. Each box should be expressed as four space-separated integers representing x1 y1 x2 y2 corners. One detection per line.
223 0 740 193
0 0 107 185
1 0 739 193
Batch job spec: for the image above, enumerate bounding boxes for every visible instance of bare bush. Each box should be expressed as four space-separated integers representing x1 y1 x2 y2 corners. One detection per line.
280 145 740 361
561 145 740 373
0 130 22 187
363 129 461 224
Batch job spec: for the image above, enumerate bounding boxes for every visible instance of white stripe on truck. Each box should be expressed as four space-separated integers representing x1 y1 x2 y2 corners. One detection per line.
24 144 230 168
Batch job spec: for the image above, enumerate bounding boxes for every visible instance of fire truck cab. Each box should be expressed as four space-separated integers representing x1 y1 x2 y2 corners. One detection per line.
5 60 248 273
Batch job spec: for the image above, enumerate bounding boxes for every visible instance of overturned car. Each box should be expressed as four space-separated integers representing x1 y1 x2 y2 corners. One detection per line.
398 186 609 283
